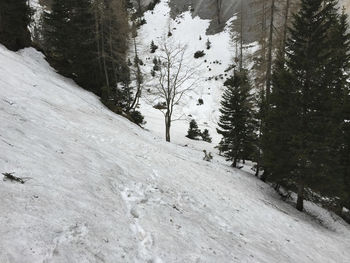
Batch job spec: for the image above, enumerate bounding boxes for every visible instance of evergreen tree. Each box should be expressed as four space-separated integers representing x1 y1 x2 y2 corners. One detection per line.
331 9 350 211
201 129 212 143
71 0 102 93
43 0 142 124
217 70 256 167
206 39 211 50
342 90 350 209
263 54 298 188
186 119 201 140
150 40 158 53
265 0 350 211
0 0 31 51
43 0 75 76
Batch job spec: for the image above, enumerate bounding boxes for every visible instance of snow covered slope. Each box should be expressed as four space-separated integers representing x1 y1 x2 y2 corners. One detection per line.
137 0 239 144
1 45 350 262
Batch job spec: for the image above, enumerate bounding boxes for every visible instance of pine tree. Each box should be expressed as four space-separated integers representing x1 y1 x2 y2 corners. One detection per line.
206 39 211 50
150 40 158 53
43 0 75 76
342 90 350 210
217 70 256 167
186 120 201 140
43 0 141 123
94 0 131 101
263 54 298 188
265 0 348 211
0 0 31 51
329 9 350 211
201 129 212 143
70 0 102 93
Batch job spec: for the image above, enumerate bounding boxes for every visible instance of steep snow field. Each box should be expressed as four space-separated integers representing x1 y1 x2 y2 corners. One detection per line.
135 0 240 144
1 45 350 262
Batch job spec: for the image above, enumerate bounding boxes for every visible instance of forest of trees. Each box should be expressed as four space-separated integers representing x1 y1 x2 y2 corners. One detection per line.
0 0 349 221
0 0 31 51
219 0 350 217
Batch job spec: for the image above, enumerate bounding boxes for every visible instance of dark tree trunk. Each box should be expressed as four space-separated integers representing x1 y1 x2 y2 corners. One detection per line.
281 0 290 55
165 113 171 142
260 168 268 182
296 181 304 211
266 0 276 99
233 157 237 168
216 0 222 24
255 162 260 177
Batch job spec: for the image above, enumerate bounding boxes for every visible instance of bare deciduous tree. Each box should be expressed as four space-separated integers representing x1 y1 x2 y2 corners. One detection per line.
147 40 199 142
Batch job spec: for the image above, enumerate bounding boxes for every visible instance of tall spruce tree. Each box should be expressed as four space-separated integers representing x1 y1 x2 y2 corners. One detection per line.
263 53 298 188
265 0 350 211
0 0 31 51
43 0 101 92
70 0 102 94
342 88 350 210
332 9 350 211
217 70 256 167
43 0 131 98
43 0 74 76
186 119 201 140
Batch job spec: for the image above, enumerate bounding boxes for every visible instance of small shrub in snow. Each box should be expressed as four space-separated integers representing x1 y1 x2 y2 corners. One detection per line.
153 102 167 110
152 57 160 71
203 150 213 162
194 50 205 59
198 98 204 105
150 41 158 53
206 39 211 50
127 110 146 127
137 18 147 28
201 129 212 143
2 172 25 184
186 119 201 140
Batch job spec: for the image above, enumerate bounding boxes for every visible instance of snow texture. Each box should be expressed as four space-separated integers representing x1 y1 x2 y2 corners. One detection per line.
0 43 350 262
135 0 258 145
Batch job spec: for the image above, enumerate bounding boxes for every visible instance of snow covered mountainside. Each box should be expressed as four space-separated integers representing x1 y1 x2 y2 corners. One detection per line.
136 0 255 144
1 44 350 262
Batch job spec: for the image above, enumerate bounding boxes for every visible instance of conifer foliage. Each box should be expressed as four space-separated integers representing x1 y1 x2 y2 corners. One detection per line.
0 0 31 51
201 129 212 143
186 119 201 140
41 0 144 125
217 70 256 167
264 0 350 212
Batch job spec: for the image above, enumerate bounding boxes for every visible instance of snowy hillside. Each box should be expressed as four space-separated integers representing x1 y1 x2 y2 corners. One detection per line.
1 44 350 262
136 0 259 144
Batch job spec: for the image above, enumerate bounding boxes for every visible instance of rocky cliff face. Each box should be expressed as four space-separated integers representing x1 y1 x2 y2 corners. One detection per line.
38 0 350 42
167 0 255 41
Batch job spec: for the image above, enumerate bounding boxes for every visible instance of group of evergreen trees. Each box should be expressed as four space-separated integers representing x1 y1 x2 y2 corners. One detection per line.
217 70 256 168
0 0 31 51
186 119 212 143
218 0 350 214
0 0 144 126
265 0 350 212
2 0 349 218
42 0 143 122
